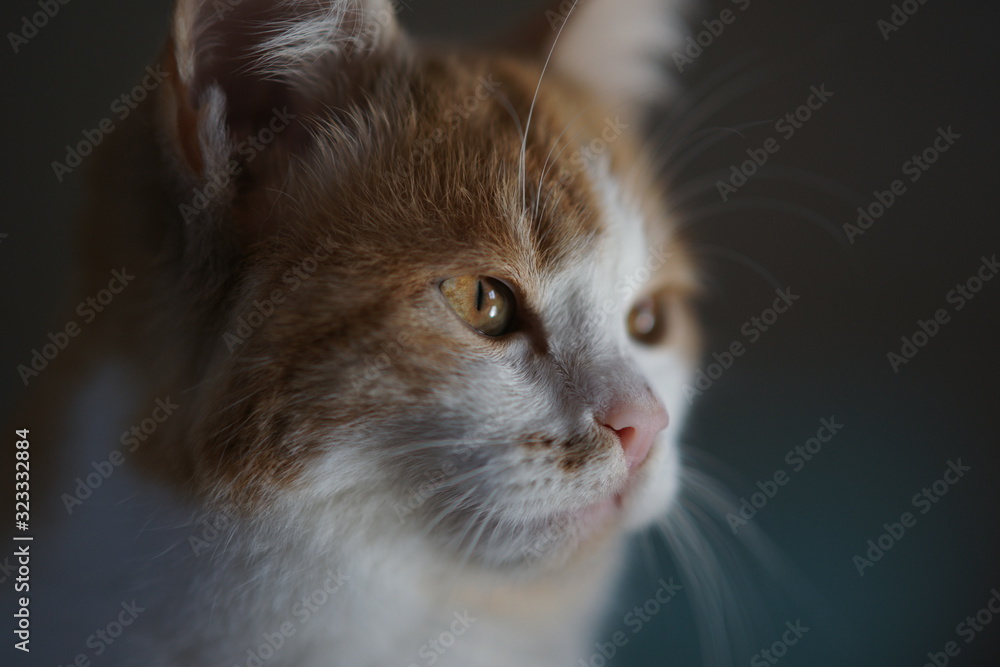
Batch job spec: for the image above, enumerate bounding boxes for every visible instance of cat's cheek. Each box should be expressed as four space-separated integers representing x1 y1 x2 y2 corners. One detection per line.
620 435 681 531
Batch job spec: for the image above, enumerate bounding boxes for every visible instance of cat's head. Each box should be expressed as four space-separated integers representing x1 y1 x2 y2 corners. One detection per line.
150 0 698 569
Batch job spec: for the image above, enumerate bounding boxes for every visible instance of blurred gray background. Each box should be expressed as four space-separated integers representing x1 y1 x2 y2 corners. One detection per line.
2 0 999 665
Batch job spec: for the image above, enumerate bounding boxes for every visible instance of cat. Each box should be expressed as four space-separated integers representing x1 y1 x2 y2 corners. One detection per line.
30 0 704 664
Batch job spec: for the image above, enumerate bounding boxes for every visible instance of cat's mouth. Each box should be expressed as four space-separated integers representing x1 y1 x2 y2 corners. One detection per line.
574 447 656 532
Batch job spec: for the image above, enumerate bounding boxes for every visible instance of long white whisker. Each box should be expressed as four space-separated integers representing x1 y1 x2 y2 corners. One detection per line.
520 0 582 215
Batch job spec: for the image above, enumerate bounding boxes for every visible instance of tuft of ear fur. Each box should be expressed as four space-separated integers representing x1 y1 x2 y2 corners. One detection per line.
544 0 690 118
160 0 404 180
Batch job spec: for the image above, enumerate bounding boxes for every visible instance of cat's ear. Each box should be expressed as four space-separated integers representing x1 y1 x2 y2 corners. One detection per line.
538 0 689 119
159 0 404 178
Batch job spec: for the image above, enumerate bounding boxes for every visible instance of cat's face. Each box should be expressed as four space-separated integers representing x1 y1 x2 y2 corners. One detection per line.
158 0 698 569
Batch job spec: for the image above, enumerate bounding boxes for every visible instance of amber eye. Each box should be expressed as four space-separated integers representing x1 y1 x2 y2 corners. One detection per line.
627 294 669 345
440 276 516 337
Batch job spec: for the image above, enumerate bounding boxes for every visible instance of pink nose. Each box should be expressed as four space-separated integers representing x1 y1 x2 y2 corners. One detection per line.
600 401 669 470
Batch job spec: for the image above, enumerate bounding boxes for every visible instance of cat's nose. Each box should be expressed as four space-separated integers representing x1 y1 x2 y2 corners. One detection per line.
600 401 669 470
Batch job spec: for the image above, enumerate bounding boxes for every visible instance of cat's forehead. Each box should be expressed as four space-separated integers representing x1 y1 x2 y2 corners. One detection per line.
417 54 636 263
293 52 655 281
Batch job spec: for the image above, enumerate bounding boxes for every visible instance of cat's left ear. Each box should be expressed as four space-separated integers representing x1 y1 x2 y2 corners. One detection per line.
158 0 405 179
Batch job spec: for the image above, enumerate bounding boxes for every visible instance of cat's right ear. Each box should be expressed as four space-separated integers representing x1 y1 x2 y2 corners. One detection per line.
158 0 405 181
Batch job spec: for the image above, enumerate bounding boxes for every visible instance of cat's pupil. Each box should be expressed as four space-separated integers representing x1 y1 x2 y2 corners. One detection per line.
633 303 656 334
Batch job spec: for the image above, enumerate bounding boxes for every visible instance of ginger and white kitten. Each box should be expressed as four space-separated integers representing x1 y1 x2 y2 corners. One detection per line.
37 0 700 664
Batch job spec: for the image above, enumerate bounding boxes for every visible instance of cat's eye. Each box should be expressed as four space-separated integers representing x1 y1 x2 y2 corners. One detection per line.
440 275 516 337
627 294 669 345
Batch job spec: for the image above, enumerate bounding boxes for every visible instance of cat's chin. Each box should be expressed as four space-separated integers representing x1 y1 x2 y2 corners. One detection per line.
568 436 681 545
610 434 681 531
572 491 621 531
421 438 681 570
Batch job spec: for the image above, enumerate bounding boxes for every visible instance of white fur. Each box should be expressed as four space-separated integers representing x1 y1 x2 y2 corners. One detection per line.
38 173 695 667
252 0 401 72
551 0 690 112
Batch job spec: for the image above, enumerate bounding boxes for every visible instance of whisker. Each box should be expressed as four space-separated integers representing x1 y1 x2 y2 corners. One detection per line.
652 449 854 665
655 53 766 142
751 164 866 208
493 87 526 147
685 243 786 292
533 110 591 219
382 436 516 459
420 483 483 537
666 164 863 224
661 119 777 184
636 57 775 183
675 197 851 250
532 96 633 221
454 488 503 566
520 0 583 214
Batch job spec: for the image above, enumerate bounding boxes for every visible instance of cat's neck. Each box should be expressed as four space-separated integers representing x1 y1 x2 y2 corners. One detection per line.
127 499 626 666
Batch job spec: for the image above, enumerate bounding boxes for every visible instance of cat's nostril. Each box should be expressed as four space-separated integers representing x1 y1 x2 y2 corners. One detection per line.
600 403 669 471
